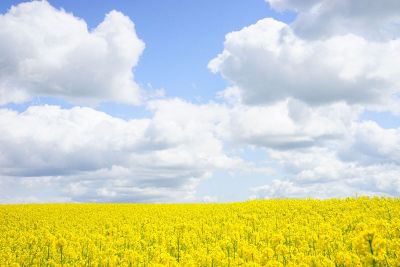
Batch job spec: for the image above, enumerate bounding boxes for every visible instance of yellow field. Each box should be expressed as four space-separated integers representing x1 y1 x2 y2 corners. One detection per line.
1 197 400 266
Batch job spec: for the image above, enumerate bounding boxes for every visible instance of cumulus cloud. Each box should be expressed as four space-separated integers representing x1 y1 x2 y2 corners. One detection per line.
144 99 400 200
209 18 400 107
253 148 400 198
0 103 241 203
252 136 400 199
338 121 400 166
267 0 400 40
1 98 399 202
206 0 400 200
0 97 364 202
0 1 144 105
220 99 359 150
209 0 400 201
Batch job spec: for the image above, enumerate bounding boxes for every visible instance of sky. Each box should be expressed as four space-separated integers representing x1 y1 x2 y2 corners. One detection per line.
0 0 400 203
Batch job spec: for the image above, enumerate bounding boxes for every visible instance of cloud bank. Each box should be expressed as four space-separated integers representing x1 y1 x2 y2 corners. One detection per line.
211 0 400 199
0 102 241 203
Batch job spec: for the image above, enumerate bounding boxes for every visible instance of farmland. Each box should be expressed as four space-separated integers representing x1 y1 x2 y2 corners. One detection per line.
1 197 400 266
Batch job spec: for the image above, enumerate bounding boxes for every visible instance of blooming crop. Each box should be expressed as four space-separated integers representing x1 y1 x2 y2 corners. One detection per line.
1 197 399 266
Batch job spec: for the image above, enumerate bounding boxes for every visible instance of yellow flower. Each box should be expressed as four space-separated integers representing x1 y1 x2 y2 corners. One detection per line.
0 197 399 266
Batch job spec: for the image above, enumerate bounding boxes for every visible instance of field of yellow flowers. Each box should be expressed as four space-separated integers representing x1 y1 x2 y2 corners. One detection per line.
1 197 400 266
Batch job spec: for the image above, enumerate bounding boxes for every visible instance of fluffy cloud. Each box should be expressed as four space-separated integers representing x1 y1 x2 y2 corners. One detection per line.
0 1 144 105
252 147 400 199
251 123 400 199
208 0 400 199
267 0 400 40
219 99 358 150
0 103 241 203
338 121 400 166
209 18 400 107
209 0 400 198
1 98 399 202
0 97 362 202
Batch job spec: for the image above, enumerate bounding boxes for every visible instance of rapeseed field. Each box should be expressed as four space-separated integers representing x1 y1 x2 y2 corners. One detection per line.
1 197 400 266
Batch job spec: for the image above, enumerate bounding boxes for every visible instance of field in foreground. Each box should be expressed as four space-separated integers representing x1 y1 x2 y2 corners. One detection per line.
1 198 400 266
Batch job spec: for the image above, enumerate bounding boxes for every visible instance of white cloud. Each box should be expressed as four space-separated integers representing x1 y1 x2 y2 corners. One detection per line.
0 1 144 105
267 0 400 40
209 18 400 107
252 140 400 199
0 97 362 202
145 99 400 200
206 0 400 199
251 179 373 199
338 121 400 166
1 98 400 202
0 103 241 203
220 99 358 150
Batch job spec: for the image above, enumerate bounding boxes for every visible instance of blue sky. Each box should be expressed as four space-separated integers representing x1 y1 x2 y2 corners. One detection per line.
0 0 400 203
0 0 294 106
0 0 296 121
